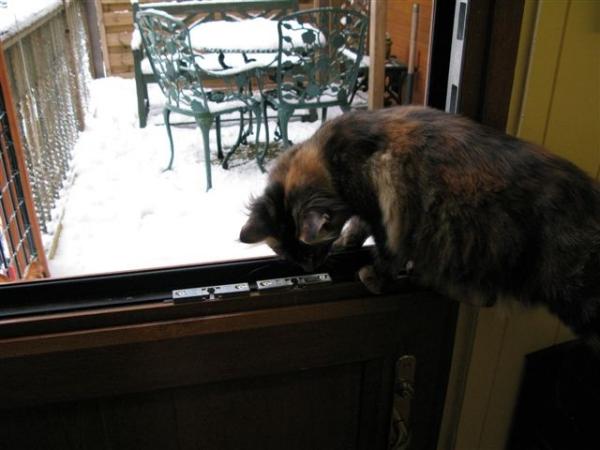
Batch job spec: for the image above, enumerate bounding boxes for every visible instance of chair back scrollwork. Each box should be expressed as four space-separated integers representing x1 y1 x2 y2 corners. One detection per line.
135 9 264 188
275 7 368 108
137 10 208 111
136 10 254 116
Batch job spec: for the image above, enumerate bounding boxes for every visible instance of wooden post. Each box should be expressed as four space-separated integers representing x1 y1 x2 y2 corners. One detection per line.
367 0 386 110
0 42 50 277
405 3 419 104
94 0 111 76
63 1 86 131
84 0 107 78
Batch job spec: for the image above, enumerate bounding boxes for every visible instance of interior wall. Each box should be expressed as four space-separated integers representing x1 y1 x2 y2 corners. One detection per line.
448 1 600 449
516 1 600 177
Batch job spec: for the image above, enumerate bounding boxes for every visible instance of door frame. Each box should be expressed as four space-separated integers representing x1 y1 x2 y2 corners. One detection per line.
0 1 526 447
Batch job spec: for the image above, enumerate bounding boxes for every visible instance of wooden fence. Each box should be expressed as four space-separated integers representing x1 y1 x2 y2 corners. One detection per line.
2 0 92 250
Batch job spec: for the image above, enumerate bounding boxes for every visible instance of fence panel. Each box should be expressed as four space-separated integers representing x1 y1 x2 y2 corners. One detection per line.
0 43 48 280
3 0 92 251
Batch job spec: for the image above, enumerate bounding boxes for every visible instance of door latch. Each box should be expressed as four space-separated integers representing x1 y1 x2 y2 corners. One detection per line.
389 355 416 450
172 282 250 303
256 273 331 291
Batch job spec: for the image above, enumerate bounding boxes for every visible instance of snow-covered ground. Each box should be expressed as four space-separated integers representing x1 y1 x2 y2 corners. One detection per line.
48 77 355 278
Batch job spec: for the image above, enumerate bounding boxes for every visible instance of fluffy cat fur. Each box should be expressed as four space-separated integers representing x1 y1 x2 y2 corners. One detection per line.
240 106 600 344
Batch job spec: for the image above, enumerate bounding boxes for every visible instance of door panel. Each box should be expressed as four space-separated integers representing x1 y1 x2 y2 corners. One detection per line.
0 250 457 450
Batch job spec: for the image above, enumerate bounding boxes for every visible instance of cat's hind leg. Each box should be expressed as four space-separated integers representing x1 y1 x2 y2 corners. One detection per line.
359 243 403 294
359 265 385 294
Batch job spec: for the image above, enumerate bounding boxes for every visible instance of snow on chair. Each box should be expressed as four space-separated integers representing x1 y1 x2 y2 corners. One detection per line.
257 7 368 169
136 9 263 191
132 0 299 129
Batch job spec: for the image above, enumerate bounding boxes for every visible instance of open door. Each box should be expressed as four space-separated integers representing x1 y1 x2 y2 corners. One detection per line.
0 250 458 450
0 0 524 448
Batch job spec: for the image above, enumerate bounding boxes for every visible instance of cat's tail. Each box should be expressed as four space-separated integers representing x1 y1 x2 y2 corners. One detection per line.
576 299 600 354
551 294 600 354
579 246 600 352
555 254 600 354
588 334 600 354
583 299 600 354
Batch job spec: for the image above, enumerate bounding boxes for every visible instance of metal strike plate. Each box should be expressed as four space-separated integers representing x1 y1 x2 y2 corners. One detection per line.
389 355 417 450
172 282 250 302
256 273 332 291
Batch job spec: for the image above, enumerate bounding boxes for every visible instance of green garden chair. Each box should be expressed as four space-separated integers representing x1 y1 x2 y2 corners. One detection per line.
258 7 367 169
136 10 263 190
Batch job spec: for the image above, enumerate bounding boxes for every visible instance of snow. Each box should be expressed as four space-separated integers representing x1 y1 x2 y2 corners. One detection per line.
133 15 324 53
189 18 324 52
0 0 61 42
131 28 142 51
47 77 357 278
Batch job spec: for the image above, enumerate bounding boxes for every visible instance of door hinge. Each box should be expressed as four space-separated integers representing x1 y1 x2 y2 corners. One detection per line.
172 273 331 303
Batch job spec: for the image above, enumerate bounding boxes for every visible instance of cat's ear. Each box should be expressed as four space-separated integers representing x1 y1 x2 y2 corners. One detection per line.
299 211 330 244
241 183 282 244
240 216 270 243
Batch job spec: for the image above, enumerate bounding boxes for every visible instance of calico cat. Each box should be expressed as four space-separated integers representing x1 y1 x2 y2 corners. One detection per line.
240 106 600 344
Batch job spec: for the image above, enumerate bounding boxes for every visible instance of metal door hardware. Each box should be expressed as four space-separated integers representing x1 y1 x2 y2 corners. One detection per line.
389 355 416 450
172 273 331 302
256 273 331 291
172 283 250 302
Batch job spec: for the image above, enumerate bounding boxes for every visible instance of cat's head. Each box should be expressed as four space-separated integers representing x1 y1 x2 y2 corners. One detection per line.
240 144 350 272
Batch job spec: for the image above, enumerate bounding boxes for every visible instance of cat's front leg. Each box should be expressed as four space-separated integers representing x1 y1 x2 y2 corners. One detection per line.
332 216 371 251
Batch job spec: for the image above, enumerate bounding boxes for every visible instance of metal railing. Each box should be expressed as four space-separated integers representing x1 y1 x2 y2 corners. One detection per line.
2 0 92 239
0 59 43 279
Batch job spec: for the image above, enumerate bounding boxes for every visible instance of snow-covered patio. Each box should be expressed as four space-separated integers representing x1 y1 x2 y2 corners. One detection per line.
48 77 351 278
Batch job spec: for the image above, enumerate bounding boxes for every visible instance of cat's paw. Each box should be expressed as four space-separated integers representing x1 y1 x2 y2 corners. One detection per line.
358 265 384 294
332 216 370 252
332 233 362 252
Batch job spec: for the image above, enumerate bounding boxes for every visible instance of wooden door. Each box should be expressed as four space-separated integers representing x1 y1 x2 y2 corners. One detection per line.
0 249 457 450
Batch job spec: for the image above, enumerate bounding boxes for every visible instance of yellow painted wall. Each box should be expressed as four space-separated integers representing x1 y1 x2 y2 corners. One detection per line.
439 1 600 449
517 0 599 175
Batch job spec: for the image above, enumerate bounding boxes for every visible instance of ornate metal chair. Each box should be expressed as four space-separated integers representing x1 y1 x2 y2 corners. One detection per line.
258 7 367 167
131 0 299 128
136 10 263 190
